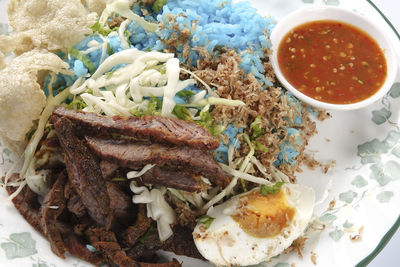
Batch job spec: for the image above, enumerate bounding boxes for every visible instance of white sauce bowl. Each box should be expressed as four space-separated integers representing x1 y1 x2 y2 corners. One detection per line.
270 6 397 110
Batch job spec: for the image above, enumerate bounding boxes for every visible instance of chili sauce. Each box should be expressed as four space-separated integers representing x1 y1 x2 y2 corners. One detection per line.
277 20 387 104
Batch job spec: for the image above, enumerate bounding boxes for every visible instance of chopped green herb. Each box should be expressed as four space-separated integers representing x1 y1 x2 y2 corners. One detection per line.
210 124 225 136
130 95 162 117
107 42 114 56
67 98 87 110
104 71 114 79
172 105 192 121
140 223 156 244
112 177 127 182
68 47 96 74
90 21 112 36
130 109 142 117
197 215 215 230
124 31 132 46
147 95 162 115
260 182 285 196
250 115 266 140
197 105 213 129
152 0 167 13
255 141 269 152
240 179 247 192
176 90 196 98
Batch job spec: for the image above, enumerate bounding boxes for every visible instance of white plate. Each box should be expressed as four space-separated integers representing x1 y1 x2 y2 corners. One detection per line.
0 0 399 267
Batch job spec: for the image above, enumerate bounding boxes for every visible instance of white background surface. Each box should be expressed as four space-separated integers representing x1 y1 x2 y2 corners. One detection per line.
369 1 400 266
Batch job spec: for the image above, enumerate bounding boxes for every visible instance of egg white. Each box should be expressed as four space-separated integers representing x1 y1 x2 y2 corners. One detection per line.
193 184 315 266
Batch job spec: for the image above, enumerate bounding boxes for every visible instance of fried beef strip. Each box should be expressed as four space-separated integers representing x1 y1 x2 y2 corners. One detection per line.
3 175 106 265
121 204 153 248
127 225 203 261
85 137 229 187
100 160 120 179
3 174 43 235
40 170 68 258
107 182 136 225
52 106 219 150
65 183 87 218
141 166 202 192
53 117 113 228
86 227 181 267
57 223 107 265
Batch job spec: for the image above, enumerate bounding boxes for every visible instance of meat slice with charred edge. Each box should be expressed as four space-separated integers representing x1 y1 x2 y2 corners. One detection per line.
53 117 113 229
40 170 68 258
85 136 229 187
51 106 219 150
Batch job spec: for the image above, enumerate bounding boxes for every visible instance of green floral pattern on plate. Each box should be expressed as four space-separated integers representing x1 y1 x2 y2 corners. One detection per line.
1 233 37 259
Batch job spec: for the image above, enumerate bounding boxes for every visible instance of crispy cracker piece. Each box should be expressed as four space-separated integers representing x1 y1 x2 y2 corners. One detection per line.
84 0 115 15
0 49 70 142
4 0 96 53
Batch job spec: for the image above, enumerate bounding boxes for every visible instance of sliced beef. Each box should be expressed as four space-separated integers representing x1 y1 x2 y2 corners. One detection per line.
107 182 135 225
121 204 152 248
141 166 201 192
3 174 43 235
85 227 139 267
100 160 120 179
53 117 112 228
40 170 68 258
59 224 106 265
163 226 203 260
85 137 229 187
67 190 87 218
94 241 139 267
51 106 219 150
128 224 203 261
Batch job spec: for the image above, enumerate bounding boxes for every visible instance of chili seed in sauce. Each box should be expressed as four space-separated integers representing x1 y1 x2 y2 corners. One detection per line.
278 20 387 104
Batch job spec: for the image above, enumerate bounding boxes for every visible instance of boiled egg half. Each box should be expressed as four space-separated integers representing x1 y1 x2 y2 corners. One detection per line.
193 183 315 266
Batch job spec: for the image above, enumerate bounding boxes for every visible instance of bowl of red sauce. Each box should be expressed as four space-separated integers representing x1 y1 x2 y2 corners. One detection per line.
270 6 397 110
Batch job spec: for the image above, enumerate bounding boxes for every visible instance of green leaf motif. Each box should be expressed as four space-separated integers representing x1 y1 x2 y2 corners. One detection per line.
274 263 291 267
388 82 400 98
383 131 400 148
370 161 400 186
351 175 368 188
370 163 391 186
385 160 400 180
319 213 337 222
371 108 392 125
0 232 37 259
339 190 358 204
329 228 344 241
343 220 354 229
392 146 400 158
376 191 394 203
324 0 340 5
357 139 389 164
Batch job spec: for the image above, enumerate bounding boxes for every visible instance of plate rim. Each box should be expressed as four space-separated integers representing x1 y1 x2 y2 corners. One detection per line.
0 0 399 266
355 1 400 266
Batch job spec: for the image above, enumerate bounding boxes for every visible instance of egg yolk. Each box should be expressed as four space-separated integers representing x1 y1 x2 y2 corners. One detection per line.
231 189 296 238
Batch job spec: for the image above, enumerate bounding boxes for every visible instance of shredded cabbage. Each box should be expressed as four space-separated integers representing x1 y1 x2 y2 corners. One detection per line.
130 183 175 242
100 0 158 33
